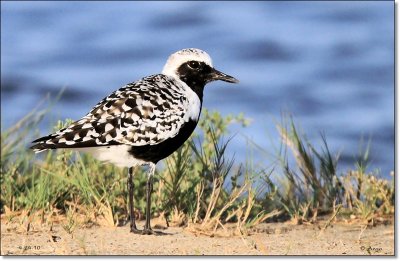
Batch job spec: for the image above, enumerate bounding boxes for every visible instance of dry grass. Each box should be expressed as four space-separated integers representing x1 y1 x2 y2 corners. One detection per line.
1 106 394 240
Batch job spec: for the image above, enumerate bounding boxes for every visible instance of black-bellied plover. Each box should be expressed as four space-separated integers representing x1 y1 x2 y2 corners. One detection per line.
30 48 239 235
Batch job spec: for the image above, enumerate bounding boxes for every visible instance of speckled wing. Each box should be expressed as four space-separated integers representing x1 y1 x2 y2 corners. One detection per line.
31 74 198 152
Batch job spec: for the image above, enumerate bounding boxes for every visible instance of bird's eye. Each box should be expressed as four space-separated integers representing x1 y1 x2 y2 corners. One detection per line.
188 61 200 69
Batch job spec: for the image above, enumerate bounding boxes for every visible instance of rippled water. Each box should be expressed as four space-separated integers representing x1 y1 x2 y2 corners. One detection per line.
1 1 394 176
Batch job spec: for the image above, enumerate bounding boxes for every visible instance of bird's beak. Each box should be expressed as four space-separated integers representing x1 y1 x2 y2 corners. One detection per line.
210 68 239 83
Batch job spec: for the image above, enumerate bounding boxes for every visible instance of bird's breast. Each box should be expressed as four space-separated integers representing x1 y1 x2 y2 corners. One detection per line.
180 80 203 123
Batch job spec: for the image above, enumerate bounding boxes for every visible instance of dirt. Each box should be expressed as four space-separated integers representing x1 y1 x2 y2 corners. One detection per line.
1 218 394 256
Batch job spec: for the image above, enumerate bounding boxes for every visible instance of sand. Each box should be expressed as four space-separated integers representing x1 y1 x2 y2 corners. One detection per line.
1 218 394 256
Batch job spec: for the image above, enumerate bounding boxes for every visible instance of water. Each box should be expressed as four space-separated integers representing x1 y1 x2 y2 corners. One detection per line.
1 1 394 177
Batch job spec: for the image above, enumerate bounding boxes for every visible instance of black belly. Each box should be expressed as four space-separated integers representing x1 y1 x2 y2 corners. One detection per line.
128 119 198 163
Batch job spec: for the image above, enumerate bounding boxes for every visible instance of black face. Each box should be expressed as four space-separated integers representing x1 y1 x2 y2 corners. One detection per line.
176 60 239 99
177 61 213 87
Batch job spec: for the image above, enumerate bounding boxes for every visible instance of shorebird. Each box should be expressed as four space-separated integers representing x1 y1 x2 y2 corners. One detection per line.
30 48 239 235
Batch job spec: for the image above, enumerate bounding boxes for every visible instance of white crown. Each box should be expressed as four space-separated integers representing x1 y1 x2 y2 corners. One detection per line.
162 48 213 77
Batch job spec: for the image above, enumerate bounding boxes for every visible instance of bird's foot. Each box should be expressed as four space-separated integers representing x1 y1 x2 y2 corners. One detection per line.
138 226 167 236
141 228 154 235
130 226 166 235
130 226 142 234
144 229 166 236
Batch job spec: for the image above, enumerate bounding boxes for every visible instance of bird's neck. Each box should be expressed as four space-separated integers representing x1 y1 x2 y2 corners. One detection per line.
179 77 205 102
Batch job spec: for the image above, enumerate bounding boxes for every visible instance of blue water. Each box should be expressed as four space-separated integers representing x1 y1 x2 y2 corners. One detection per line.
1 1 394 177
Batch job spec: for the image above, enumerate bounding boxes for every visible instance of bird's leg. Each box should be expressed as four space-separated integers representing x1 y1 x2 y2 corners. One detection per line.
142 163 155 235
128 167 140 234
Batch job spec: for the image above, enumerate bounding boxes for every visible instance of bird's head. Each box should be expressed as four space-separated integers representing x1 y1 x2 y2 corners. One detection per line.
162 48 239 87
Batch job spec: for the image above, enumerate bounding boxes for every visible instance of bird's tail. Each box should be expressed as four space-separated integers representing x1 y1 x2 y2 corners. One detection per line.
30 133 62 153
29 118 121 153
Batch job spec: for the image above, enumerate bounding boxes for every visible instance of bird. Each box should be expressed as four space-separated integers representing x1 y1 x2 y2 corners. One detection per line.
30 48 239 235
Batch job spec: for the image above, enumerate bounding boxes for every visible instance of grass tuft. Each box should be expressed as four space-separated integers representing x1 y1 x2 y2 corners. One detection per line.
0 105 394 237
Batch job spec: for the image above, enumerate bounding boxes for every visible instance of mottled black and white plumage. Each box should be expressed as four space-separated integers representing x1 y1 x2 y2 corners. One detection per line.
30 48 238 234
31 74 202 166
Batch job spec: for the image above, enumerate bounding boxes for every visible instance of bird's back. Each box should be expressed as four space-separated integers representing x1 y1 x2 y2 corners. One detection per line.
31 74 202 165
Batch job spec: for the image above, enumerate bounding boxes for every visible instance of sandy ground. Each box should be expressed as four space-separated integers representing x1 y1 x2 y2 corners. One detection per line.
1 218 394 256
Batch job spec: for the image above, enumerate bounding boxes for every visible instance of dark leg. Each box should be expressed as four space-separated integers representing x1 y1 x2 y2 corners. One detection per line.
128 167 140 233
142 175 153 234
142 164 155 235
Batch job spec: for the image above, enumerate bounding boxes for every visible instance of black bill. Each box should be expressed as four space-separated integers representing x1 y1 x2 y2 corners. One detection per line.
210 68 239 83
